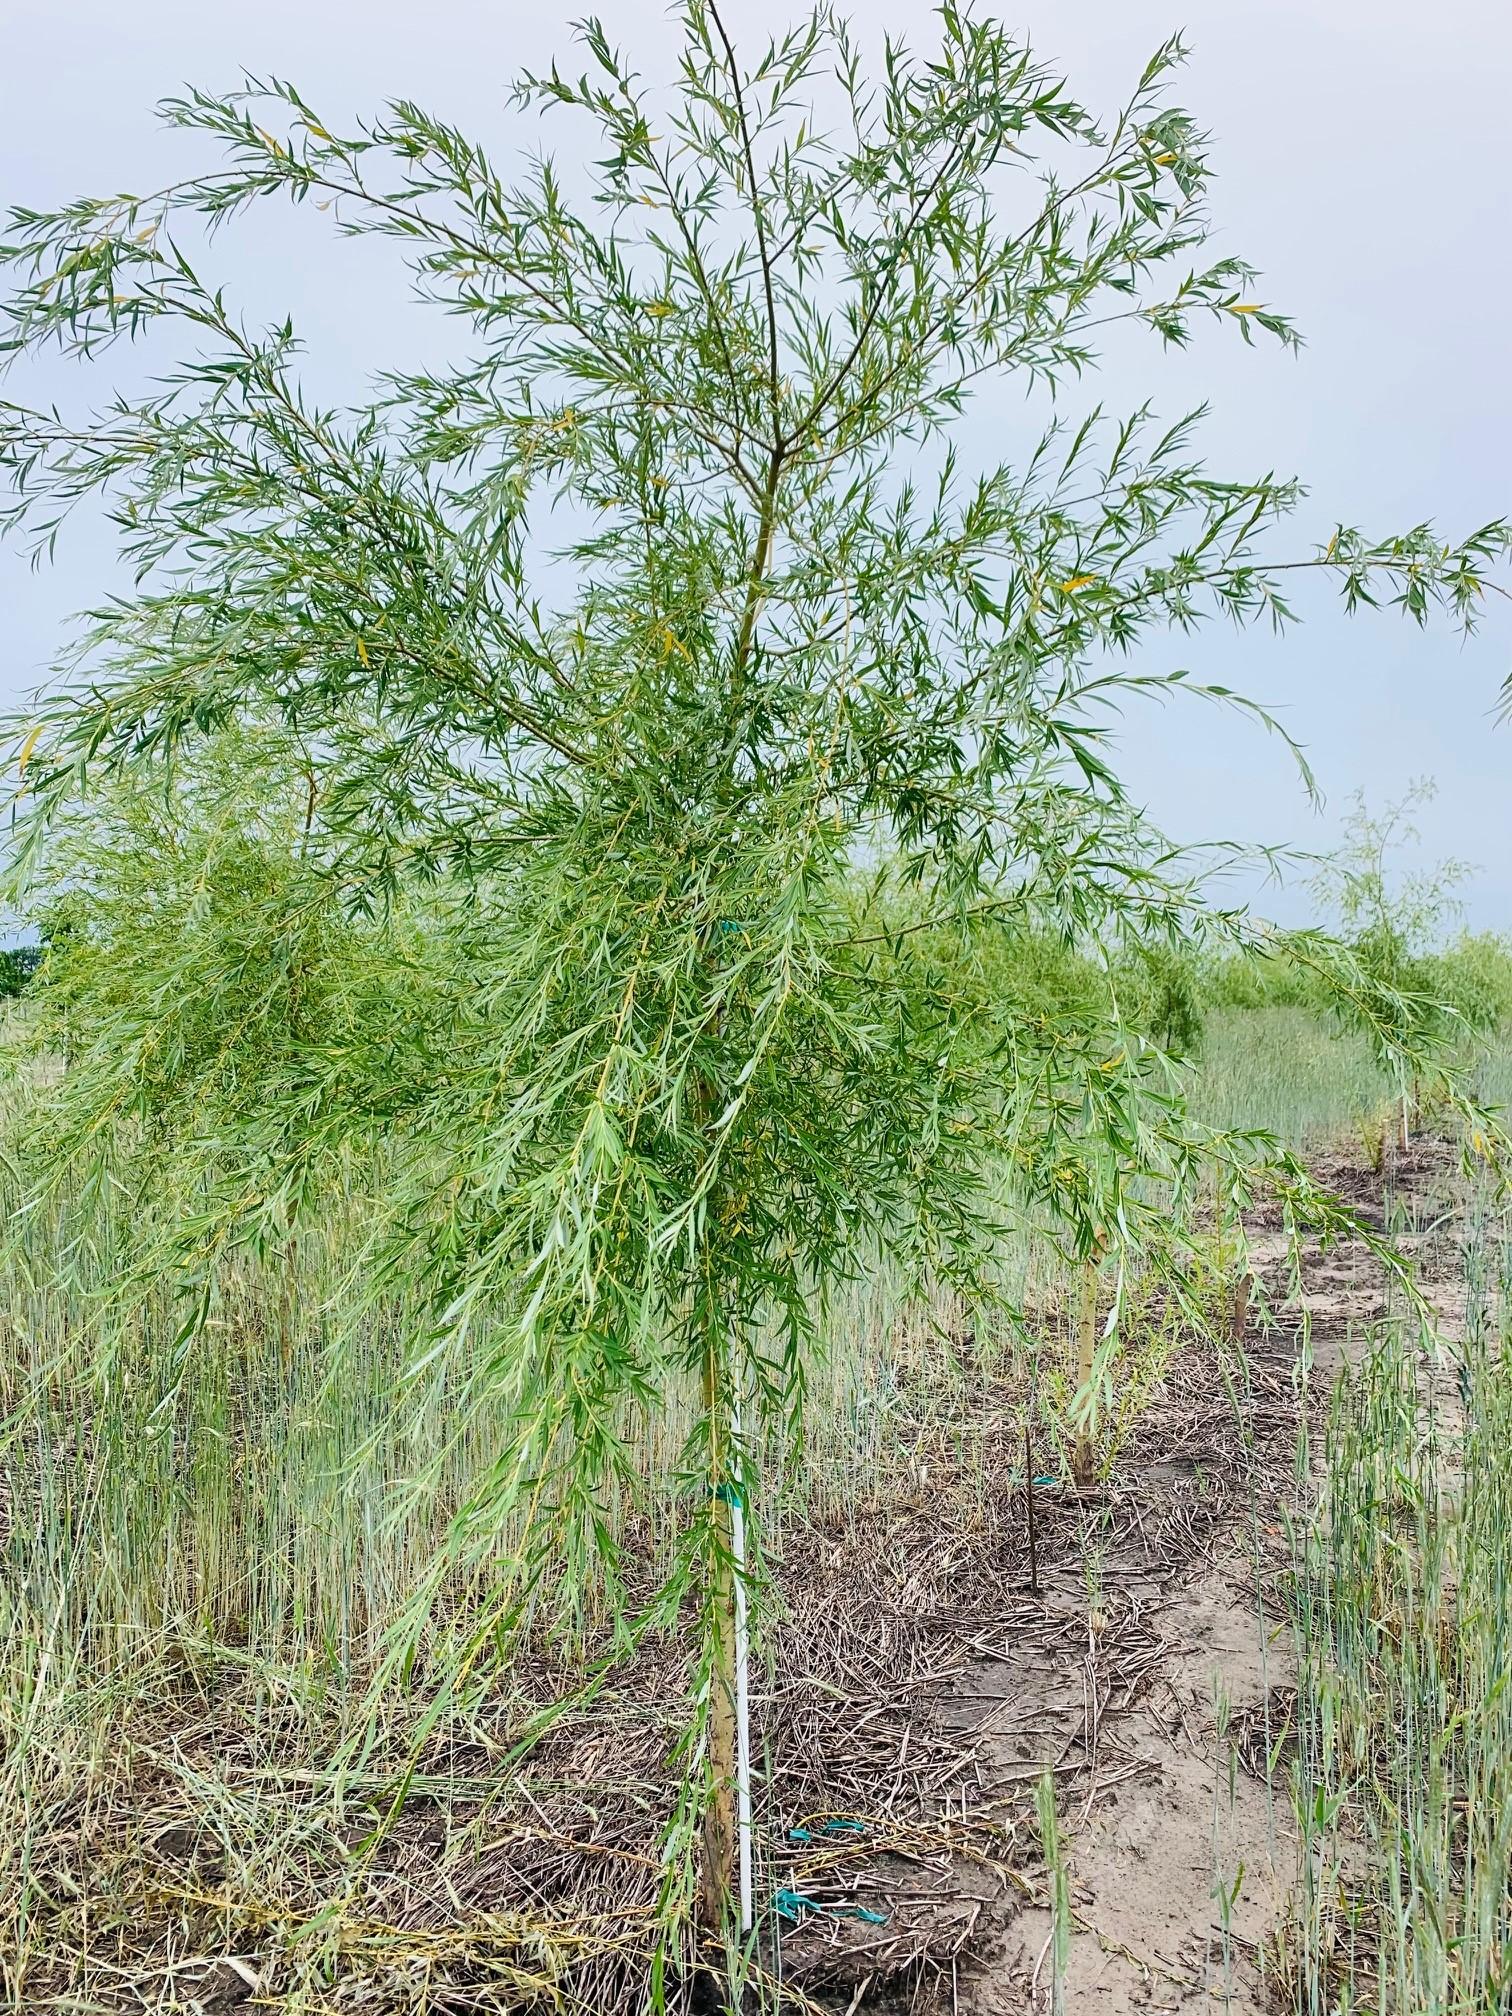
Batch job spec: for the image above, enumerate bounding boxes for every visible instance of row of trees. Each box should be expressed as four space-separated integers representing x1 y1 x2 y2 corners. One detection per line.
15 774 1508 1051
1 3 1507 1987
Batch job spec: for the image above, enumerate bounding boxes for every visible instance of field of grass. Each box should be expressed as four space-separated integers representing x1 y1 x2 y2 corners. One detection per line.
0 1002 1508 2012
1194 1007 1394 1144
1283 1172 1512 2012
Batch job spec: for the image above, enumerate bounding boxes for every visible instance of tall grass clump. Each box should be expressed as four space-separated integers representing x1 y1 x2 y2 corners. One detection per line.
1286 1183 1512 2011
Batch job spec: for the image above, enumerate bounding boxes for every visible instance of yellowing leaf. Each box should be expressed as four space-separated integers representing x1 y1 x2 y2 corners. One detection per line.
1228 302 1264 314
17 724 42 776
1059 573 1097 593
1154 151 1179 165
356 637 371 668
304 121 333 141
645 301 673 318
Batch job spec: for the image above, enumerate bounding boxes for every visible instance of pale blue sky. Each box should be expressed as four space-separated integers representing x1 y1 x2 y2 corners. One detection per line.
2 0 1509 926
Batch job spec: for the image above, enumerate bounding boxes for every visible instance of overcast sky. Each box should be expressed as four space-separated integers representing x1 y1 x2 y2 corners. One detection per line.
2 0 1509 928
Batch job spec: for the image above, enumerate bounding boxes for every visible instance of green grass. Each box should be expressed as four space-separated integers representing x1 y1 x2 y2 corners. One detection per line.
1284 1177 1512 2012
1194 1006 1393 1146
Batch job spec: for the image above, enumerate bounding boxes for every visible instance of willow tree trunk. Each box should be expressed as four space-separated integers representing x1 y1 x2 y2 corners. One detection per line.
1216 1208 1249 1346
696 1340 740 1942
1227 1261 1250 1346
697 1554 739 1939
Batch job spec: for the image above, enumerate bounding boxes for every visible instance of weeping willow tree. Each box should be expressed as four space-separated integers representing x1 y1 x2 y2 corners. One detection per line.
2 2 1507 1975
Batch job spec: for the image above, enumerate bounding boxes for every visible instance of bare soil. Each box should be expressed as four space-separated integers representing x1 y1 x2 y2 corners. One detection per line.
933 1133 1469 2016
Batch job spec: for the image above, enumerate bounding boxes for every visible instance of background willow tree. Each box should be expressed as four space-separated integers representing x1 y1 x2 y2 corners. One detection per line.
2 1 1508 1967
1309 779 1477 1145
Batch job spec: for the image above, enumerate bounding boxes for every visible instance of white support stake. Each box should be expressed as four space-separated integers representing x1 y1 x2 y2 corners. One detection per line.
731 1397 753 1934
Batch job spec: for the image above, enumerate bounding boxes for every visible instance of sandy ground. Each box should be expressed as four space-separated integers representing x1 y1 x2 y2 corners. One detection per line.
935 1137 1468 2016
963 1571 1292 2014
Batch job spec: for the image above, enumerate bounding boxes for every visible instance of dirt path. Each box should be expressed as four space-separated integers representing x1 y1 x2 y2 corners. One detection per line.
942 1348 1300 2014
940 1136 1467 2016
969 1569 1292 2014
